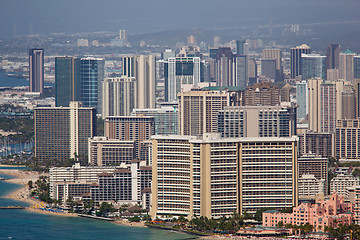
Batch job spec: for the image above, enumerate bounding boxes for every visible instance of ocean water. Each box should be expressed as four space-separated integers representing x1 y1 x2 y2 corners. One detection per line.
0 72 54 88
0 169 195 240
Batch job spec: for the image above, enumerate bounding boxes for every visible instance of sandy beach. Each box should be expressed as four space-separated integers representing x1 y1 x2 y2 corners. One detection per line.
0 168 77 217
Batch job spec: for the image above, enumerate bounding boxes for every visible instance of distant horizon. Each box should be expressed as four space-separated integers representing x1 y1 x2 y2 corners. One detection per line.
1 0 360 39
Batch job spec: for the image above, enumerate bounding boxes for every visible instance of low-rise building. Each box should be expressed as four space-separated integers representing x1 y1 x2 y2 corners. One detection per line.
330 174 360 197
263 193 354 231
298 174 325 198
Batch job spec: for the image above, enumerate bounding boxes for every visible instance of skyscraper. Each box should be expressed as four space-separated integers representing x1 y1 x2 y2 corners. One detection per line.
216 47 235 87
102 77 137 117
301 54 327 80
354 56 360 79
164 57 201 102
262 48 282 82
178 90 232 136
104 116 155 158
326 44 340 70
290 44 311 79
135 55 156 109
122 55 156 109
29 48 44 94
236 40 248 55
80 57 104 112
261 59 277 80
296 81 307 120
34 102 96 163
55 57 81 107
308 78 323 132
235 55 248 88
217 103 297 138
150 135 298 218
339 49 357 82
320 82 337 133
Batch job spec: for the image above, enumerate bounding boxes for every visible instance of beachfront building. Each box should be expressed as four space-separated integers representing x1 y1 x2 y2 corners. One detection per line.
34 102 96 163
50 162 152 206
263 193 354 231
150 134 298 219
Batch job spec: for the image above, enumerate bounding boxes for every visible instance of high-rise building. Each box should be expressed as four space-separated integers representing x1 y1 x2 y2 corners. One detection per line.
164 57 201 102
326 44 340 70
178 90 232 136
235 55 248 88
122 55 156 109
308 78 323 132
236 40 248 55
34 102 96 163
335 118 360 161
150 134 298 219
342 86 356 119
216 47 235 87
298 154 329 193
354 56 360 79
217 103 297 138
296 81 307 120
102 77 137 117
80 57 104 112
104 116 155 159
248 58 258 84
55 57 81 107
353 79 360 118
320 82 337 133
29 48 44 94
261 59 276 81
290 44 311 79
132 107 178 135
301 54 327 81
262 48 282 82
339 49 357 82
298 132 334 158
244 82 280 106
88 136 134 166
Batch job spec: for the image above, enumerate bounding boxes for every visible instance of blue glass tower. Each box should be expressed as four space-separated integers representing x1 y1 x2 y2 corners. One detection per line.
80 58 104 113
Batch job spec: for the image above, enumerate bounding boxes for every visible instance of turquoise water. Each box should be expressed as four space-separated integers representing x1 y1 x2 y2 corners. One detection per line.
0 170 195 240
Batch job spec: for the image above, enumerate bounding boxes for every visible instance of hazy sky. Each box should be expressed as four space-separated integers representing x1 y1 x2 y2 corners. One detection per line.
1 0 360 38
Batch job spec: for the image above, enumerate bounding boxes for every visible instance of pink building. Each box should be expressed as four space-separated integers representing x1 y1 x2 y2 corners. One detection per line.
263 193 354 231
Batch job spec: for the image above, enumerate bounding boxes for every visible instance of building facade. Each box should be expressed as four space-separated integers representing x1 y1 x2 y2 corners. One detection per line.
178 90 232 136
301 54 327 81
88 136 135 166
164 57 201 102
55 57 81 107
34 102 96 162
290 44 311 79
132 107 178 135
151 135 298 219
104 116 155 159
29 48 44 94
80 57 105 113
102 77 137 117
217 103 297 138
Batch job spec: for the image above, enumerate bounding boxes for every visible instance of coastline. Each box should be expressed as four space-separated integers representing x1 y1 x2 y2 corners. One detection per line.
0 168 77 218
0 168 148 224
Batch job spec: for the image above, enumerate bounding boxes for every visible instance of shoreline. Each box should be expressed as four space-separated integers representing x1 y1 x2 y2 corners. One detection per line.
0 168 149 225
0 168 77 218
0 164 27 168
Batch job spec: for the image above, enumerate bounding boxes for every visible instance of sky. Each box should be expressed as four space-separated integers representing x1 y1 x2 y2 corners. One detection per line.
1 0 360 38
